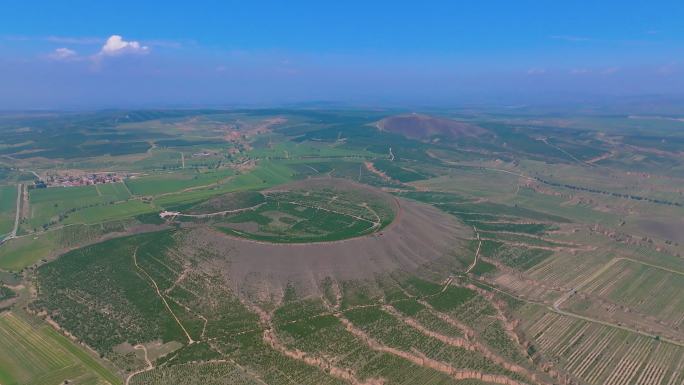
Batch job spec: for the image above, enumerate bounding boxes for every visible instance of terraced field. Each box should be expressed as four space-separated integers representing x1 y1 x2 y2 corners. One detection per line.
562 258 684 339
28 218 546 385
518 306 684 385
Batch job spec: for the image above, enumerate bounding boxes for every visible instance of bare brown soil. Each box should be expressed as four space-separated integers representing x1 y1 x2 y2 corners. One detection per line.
364 161 392 182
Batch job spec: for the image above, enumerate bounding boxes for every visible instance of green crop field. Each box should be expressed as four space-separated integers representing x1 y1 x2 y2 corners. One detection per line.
62 199 157 225
0 312 120 385
125 169 235 196
27 183 135 230
0 221 130 271
95 182 132 201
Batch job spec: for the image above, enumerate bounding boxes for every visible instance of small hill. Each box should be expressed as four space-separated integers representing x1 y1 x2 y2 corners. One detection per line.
377 113 487 140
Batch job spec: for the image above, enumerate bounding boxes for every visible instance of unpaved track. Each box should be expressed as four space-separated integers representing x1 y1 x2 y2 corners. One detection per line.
125 344 153 385
169 202 266 218
539 138 587 167
1 183 22 244
465 227 481 274
11 184 21 238
132 248 194 344
552 257 621 311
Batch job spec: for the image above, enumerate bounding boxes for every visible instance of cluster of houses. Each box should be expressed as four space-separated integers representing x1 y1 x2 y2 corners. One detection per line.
33 172 125 188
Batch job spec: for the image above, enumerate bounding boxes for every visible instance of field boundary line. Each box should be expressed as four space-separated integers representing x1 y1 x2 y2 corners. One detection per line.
619 257 684 276
165 202 267 219
554 256 684 311
471 279 684 348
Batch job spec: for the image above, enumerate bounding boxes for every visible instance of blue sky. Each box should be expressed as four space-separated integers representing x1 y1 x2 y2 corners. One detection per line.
1 1 683 108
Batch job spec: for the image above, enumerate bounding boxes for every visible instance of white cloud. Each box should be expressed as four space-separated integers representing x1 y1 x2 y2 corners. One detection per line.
657 62 678 75
48 47 78 61
570 68 590 75
99 35 149 56
602 66 620 75
527 68 547 75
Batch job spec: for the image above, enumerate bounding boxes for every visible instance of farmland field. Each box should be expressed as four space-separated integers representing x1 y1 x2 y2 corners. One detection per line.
563 258 684 337
517 304 684 385
0 312 120 385
27 183 134 229
125 169 235 196
1 108 684 384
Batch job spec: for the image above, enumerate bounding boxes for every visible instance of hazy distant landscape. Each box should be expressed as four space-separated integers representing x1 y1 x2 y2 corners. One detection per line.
2 1 684 384
0 107 682 385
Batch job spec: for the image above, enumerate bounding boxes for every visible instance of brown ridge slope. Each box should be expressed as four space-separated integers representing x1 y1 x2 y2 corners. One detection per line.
377 113 487 140
179 183 471 301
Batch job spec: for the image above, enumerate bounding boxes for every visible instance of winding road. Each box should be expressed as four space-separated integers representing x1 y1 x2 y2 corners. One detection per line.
125 345 153 385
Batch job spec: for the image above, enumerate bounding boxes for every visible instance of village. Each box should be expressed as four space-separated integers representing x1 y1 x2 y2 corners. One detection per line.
33 172 127 189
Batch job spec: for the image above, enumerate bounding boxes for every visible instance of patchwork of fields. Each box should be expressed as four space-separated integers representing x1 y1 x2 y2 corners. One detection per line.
1 109 684 384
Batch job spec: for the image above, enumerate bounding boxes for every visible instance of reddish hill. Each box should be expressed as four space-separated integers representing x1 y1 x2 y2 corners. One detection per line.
377 114 487 140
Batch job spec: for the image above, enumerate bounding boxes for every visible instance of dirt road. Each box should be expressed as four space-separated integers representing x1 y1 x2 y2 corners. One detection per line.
125 344 153 385
132 248 194 345
1 184 22 244
465 226 481 274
